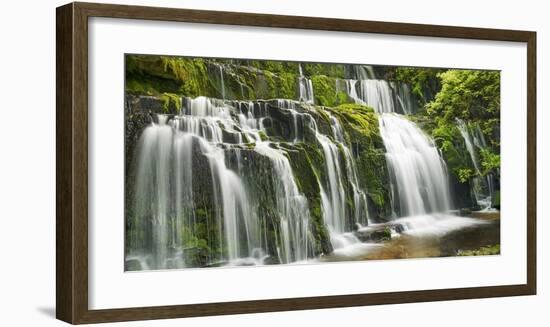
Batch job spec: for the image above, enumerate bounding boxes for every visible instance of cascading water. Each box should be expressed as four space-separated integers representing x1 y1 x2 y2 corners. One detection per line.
456 118 494 209
344 79 415 115
133 116 178 269
305 114 366 249
130 96 318 269
254 142 311 263
127 59 497 271
329 114 370 226
379 114 452 216
313 121 348 234
217 64 226 100
298 64 314 104
342 73 451 218
255 100 369 249
349 65 377 80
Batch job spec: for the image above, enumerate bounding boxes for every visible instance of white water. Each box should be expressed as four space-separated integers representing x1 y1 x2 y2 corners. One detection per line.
329 114 370 226
298 64 314 104
350 65 377 80
379 114 452 216
129 63 489 270
276 99 304 142
344 79 415 114
131 96 316 269
393 214 487 237
456 118 494 209
276 101 371 248
254 142 311 263
306 114 370 250
342 73 452 218
199 138 261 263
217 64 226 100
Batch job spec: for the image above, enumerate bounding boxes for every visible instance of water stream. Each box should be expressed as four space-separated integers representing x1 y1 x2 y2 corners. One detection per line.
127 65 493 270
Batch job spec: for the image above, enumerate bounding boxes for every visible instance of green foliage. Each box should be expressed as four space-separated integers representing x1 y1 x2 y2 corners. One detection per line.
302 63 345 79
244 60 299 75
479 148 500 175
416 69 501 185
427 70 500 123
394 67 445 104
457 168 474 183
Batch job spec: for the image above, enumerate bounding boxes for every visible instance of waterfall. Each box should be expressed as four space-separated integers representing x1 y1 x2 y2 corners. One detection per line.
395 83 415 115
379 114 452 216
174 133 195 253
276 99 305 142
455 118 494 209
329 114 370 226
341 72 451 218
217 64 226 100
254 143 311 263
298 64 314 104
130 96 316 269
316 131 347 233
128 64 471 270
349 65 377 80
133 117 178 269
344 79 415 115
306 115 361 249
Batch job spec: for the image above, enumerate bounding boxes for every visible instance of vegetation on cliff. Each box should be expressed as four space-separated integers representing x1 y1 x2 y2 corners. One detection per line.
124 54 501 267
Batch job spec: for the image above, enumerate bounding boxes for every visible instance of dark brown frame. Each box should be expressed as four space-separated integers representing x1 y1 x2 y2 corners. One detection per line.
56 1 537 324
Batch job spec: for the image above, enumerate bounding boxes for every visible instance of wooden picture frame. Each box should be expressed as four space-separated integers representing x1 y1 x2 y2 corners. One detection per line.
56 1 537 324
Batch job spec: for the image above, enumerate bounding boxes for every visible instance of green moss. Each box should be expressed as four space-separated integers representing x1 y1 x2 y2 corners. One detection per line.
125 55 215 98
457 244 500 256
286 144 332 254
277 72 299 99
332 104 378 139
311 75 346 107
327 104 391 217
258 130 268 142
160 93 182 114
302 63 345 79
195 208 208 218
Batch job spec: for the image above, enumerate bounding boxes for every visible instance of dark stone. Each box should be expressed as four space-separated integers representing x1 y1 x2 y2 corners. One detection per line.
449 174 475 209
354 224 401 243
124 259 142 271
221 129 242 144
460 208 472 216
263 256 281 265
126 94 164 114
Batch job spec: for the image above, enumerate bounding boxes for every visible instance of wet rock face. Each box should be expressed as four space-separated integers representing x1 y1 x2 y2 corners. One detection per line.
126 95 165 114
124 96 155 223
354 223 405 243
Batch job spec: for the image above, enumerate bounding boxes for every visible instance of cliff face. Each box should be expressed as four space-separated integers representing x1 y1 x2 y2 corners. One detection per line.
124 54 501 270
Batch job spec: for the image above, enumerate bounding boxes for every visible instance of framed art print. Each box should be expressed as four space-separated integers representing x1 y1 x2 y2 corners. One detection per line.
56 2 536 324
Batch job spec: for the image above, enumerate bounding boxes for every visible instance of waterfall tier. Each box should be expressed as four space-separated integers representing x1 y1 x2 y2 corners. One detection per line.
456 118 495 209
128 96 375 270
379 114 452 216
